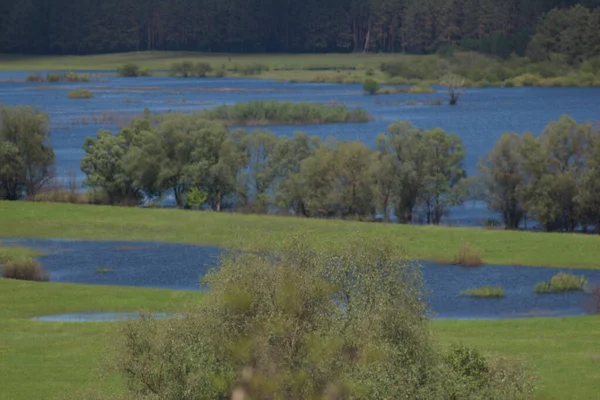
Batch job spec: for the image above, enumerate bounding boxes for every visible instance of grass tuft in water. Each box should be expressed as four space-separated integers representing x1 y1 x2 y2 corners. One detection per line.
67 89 94 99
95 266 114 274
451 241 483 267
460 286 505 298
534 273 588 293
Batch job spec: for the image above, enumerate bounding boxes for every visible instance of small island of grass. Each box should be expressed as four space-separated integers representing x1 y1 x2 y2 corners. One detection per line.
460 286 505 298
196 100 371 125
67 89 94 99
534 272 588 293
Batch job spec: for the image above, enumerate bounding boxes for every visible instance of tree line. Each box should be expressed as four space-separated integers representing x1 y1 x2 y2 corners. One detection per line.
1 104 599 232
1 0 599 58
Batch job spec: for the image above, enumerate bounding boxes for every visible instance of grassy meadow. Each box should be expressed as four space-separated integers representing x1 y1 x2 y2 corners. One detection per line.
2 51 599 87
1 278 598 400
1 201 600 269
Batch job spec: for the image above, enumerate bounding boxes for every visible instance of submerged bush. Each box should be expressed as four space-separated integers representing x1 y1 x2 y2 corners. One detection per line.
407 84 436 94
534 272 588 293
1 258 49 281
115 234 534 400
117 63 149 77
26 72 90 83
363 78 380 94
68 89 94 99
461 286 505 298
452 241 483 267
26 73 44 82
196 100 371 125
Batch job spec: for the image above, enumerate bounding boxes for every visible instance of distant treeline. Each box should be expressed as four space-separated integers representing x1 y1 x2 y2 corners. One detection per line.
1 0 599 59
1 104 599 232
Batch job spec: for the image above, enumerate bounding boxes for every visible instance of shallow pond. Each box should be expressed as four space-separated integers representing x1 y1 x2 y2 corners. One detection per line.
2 73 600 225
3 238 599 320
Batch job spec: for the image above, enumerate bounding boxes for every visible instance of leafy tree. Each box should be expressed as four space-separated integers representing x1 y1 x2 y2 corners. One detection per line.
0 105 54 198
478 133 527 229
116 234 535 399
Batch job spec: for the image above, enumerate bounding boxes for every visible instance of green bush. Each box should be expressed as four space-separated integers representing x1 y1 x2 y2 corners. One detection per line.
460 286 505 298
214 67 227 78
534 272 588 293
117 63 144 77
363 78 380 94
197 100 371 125
170 61 212 78
67 89 94 99
1 258 49 281
115 234 534 399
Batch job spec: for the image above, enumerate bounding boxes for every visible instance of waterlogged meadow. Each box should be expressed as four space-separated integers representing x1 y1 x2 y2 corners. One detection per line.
1 71 600 226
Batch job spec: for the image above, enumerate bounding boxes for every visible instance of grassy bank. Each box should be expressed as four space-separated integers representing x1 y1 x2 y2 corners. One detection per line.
1 202 600 269
2 51 599 87
1 278 598 399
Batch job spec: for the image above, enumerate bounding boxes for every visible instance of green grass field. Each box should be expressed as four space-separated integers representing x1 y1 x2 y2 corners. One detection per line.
1 278 598 400
1 201 600 269
0 51 408 72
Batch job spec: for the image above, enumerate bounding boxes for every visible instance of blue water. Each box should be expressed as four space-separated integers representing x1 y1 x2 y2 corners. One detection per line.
3 238 599 320
1 72 599 225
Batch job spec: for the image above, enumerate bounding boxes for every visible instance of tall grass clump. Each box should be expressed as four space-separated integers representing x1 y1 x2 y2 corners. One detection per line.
534 272 588 293
407 84 436 93
1 258 49 282
26 73 44 82
450 241 484 267
26 72 90 82
117 63 150 77
196 100 371 125
170 61 212 78
67 89 94 99
115 234 534 400
461 286 505 298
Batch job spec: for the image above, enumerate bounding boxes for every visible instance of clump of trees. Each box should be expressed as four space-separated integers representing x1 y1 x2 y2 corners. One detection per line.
81 113 467 224
479 115 600 232
0 105 54 200
117 63 151 77
115 234 535 400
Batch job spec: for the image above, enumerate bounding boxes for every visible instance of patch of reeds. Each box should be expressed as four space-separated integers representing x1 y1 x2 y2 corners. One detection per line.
460 286 505 298
1 258 49 282
26 72 91 83
235 63 268 76
68 89 94 99
534 272 588 293
451 241 484 267
96 266 114 274
407 85 436 94
196 100 371 125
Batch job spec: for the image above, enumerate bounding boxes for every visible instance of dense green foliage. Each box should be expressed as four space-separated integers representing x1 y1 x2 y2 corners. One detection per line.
534 272 588 293
0 0 598 58
196 101 371 125
0 105 54 200
362 78 380 94
117 234 534 399
460 286 505 298
478 115 600 232
81 114 465 221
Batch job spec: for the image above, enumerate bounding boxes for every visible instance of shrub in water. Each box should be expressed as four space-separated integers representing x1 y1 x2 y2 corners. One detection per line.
237 63 267 76
452 241 483 267
534 272 587 293
26 73 44 82
68 89 94 99
363 78 380 94
117 63 142 77
1 258 49 282
461 286 505 298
